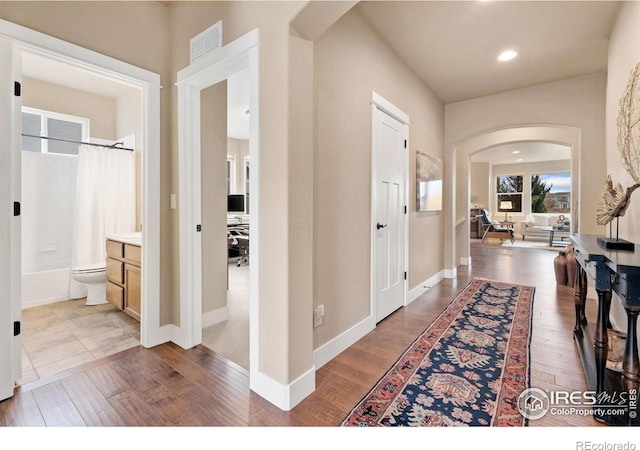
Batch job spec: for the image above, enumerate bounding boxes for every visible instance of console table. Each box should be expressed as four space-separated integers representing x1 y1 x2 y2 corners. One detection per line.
570 234 640 426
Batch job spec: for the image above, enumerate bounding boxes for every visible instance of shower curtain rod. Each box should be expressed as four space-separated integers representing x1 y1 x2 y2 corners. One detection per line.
21 133 134 152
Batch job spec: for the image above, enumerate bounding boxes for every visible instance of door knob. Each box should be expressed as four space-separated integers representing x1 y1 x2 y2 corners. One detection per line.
376 223 387 230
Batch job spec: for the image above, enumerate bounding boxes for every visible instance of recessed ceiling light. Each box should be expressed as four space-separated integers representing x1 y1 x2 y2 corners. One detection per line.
517 158 524 162
512 150 521 154
498 50 518 62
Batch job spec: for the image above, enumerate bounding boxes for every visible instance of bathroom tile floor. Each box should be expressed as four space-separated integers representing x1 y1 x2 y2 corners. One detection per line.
20 298 140 384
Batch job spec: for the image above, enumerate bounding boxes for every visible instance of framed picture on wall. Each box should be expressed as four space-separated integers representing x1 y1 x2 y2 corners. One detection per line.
416 151 443 212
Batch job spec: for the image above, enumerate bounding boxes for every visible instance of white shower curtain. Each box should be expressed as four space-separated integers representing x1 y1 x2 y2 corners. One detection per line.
69 144 136 299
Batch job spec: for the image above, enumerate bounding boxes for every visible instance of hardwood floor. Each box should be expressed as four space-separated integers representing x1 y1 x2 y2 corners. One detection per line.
0 241 606 428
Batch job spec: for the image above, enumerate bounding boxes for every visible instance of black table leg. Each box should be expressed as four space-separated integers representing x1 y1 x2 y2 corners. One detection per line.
594 289 612 422
580 269 588 325
574 265 587 336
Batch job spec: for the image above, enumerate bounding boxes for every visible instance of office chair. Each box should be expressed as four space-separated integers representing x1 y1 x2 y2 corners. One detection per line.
228 226 249 266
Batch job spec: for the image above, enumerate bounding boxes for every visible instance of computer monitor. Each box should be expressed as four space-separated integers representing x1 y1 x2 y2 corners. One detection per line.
228 194 245 213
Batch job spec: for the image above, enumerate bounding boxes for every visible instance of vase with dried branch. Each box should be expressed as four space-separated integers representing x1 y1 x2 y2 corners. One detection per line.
596 62 640 250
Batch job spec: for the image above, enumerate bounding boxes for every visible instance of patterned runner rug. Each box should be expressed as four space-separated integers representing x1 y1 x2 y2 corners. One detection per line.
341 278 535 427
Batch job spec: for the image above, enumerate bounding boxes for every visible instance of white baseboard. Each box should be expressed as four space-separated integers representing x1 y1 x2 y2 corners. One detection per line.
313 314 375 370
460 256 471 266
156 323 184 348
141 308 229 349
444 267 457 279
202 306 229 328
407 270 445 304
250 365 316 411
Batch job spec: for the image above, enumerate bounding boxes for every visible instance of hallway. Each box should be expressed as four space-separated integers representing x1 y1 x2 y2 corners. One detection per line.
1 242 600 427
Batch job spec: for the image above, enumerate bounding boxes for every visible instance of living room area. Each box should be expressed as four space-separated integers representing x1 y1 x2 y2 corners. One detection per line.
469 141 573 250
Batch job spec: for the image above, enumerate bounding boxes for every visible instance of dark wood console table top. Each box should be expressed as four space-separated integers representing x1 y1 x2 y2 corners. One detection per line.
570 234 640 426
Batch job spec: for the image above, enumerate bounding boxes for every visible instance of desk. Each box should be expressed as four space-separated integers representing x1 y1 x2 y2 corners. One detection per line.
571 234 640 426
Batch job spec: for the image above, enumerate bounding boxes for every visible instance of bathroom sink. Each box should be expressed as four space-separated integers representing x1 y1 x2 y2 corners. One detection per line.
105 232 142 246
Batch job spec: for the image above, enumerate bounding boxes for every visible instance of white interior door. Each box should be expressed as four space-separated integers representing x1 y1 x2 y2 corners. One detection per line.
0 35 21 401
373 101 407 323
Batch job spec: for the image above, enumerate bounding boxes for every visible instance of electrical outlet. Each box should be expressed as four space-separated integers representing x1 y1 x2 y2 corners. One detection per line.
314 304 324 328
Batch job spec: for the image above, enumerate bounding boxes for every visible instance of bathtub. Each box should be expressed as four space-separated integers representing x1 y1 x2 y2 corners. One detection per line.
22 268 71 309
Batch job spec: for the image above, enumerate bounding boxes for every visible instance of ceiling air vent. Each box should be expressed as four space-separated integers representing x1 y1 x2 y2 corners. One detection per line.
190 20 222 63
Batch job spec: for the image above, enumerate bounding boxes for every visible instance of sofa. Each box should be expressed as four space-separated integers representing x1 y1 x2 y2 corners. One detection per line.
520 213 571 240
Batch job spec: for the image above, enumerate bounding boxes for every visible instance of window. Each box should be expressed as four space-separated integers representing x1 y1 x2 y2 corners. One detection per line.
21 107 89 156
226 154 236 195
496 175 523 213
531 172 571 214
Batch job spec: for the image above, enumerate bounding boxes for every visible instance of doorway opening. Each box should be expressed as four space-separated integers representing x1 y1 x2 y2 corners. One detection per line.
0 18 161 399
451 124 581 269
469 142 573 250
176 29 260 386
200 70 251 371
18 52 146 383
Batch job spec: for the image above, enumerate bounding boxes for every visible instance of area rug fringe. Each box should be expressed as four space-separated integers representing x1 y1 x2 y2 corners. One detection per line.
341 278 535 427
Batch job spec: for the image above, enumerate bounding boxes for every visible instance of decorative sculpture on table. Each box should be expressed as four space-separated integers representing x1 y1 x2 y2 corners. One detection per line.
596 62 640 250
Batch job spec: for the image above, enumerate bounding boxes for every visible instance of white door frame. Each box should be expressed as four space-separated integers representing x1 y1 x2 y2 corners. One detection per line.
0 19 163 356
0 34 19 401
176 29 260 376
370 92 409 324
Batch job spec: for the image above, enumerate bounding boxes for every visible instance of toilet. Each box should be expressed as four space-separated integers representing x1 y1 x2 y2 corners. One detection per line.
70 262 108 306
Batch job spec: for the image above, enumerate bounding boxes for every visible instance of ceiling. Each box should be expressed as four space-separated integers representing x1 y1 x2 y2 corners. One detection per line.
355 1 622 165
469 142 571 165
356 1 621 104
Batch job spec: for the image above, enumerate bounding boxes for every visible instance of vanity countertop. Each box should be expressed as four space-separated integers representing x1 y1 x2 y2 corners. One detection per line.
105 232 141 246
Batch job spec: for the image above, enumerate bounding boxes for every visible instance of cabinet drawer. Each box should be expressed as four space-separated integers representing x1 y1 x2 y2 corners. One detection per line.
125 263 141 321
124 244 141 265
106 257 124 284
106 240 124 258
106 281 124 310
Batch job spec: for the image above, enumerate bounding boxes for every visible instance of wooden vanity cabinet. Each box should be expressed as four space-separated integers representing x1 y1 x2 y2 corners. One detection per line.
106 239 141 321
125 264 141 320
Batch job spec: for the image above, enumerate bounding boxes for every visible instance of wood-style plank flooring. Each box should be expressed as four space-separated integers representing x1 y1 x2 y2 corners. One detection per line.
0 241 606 427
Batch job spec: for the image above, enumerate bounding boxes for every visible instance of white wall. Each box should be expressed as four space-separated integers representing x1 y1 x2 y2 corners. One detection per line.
21 152 78 274
470 162 489 210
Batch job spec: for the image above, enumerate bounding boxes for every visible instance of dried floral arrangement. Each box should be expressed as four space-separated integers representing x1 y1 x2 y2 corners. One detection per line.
596 62 640 226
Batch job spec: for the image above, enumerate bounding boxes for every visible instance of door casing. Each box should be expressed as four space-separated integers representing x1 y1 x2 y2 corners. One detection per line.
0 18 162 402
370 91 409 324
176 28 261 382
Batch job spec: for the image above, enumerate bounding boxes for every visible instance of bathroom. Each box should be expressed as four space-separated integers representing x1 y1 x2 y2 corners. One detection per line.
19 52 144 384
